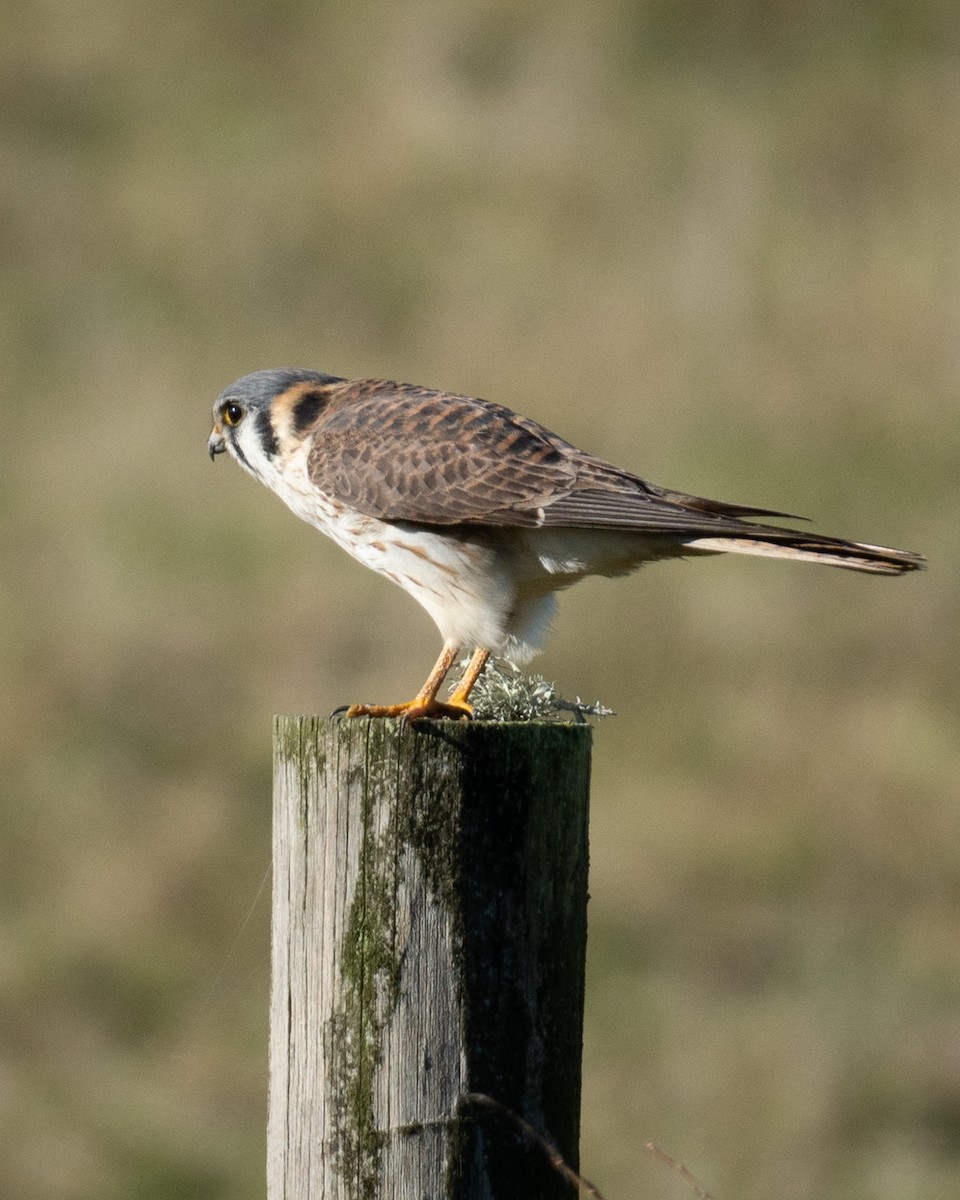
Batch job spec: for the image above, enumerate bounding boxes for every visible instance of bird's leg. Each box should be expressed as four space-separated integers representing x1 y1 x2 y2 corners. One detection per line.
446 647 490 712
344 642 472 721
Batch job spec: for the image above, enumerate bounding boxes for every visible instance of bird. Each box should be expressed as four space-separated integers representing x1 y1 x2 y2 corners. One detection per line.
208 368 924 721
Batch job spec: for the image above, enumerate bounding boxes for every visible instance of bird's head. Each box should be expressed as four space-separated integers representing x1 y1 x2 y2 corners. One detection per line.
208 367 344 480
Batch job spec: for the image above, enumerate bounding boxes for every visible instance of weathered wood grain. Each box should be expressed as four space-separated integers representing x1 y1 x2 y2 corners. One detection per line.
269 716 591 1200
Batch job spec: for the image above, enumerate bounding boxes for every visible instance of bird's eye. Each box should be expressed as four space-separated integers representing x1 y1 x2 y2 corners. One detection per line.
221 401 243 427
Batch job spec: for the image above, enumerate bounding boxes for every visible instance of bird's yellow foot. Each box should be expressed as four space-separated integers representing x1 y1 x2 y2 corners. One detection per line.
342 698 473 722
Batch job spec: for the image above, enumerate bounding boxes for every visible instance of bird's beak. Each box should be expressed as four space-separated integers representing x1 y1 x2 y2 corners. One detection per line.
208 426 226 461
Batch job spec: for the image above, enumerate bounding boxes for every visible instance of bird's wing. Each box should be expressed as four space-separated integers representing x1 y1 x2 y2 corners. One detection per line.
306 381 583 525
533 482 799 531
535 475 925 574
306 380 798 531
304 380 924 574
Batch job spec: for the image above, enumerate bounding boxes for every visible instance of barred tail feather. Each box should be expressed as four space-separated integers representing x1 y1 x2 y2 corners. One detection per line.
684 535 926 576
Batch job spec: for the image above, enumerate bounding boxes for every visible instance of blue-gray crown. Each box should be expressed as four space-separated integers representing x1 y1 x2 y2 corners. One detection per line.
217 367 344 409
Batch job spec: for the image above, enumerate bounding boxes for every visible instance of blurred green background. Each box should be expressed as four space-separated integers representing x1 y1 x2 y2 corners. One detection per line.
1 1 957 1197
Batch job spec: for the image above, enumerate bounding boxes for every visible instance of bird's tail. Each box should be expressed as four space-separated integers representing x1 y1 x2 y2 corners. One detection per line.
683 531 925 576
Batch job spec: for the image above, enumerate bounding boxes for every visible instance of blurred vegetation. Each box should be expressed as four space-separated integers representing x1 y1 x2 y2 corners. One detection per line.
1 1 957 1197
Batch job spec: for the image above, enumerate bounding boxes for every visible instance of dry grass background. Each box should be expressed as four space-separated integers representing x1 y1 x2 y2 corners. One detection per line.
1 2 957 1197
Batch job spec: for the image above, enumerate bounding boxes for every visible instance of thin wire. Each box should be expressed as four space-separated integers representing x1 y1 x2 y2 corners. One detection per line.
192 861 271 1021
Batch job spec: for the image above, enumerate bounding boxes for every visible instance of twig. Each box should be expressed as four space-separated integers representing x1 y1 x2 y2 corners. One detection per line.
456 1092 607 1198
645 1141 717 1200
457 1092 719 1200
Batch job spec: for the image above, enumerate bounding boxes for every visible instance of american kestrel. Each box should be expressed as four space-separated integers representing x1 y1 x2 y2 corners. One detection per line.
208 368 924 720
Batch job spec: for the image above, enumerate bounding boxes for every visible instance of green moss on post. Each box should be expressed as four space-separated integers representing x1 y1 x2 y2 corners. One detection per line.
268 717 591 1200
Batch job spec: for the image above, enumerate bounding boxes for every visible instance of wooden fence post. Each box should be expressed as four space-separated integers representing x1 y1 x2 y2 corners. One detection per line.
269 716 592 1200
